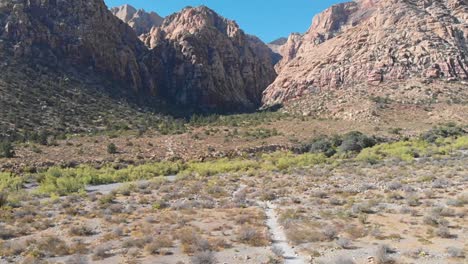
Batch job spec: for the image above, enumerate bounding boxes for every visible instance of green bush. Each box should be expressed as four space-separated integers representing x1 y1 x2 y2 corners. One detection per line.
0 140 14 158
107 143 117 154
339 131 377 153
421 123 465 143
0 172 23 192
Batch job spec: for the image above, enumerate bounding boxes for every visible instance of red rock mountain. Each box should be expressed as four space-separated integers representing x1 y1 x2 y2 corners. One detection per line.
0 0 153 92
263 0 468 106
110 4 163 36
141 6 277 111
0 1 276 117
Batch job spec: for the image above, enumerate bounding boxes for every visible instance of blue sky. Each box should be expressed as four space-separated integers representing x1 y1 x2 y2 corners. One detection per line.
104 0 347 43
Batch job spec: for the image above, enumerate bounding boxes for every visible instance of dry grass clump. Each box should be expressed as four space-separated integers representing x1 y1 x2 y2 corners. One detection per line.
373 244 395 264
36 235 70 257
191 251 218 264
69 224 95 236
237 225 269 246
284 223 323 244
176 227 212 254
92 243 112 260
342 223 367 239
144 235 174 255
0 240 27 257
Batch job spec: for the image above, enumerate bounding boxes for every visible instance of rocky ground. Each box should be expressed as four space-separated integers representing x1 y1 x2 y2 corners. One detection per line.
0 138 466 264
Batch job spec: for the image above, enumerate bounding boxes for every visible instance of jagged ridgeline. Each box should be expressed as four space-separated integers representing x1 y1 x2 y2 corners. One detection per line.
0 0 277 137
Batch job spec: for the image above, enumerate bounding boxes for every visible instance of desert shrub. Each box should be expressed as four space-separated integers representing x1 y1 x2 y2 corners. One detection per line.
336 238 352 249
237 226 268 246
298 136 337 157
122 237 151 248
191 251 218 264
322 226 338 241
339 131 376 152
177 227 206 254
284 224 323 244
107 143 117 154
421 123 465 142
435 226 453 238
36 162 184 195
37 236 70 257
0 172 23 192
144 235 173 255
0 140 14 158
357 140 428 162
423 212 448 227
373 244 395 264
446 247 465 258
38 168 85 196
0 240 27 257
92 244 112 260
69 225 94 236
265 152 327 171
182 158 258 177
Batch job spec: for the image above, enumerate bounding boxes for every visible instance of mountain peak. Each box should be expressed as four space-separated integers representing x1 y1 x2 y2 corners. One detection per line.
110 4 163 35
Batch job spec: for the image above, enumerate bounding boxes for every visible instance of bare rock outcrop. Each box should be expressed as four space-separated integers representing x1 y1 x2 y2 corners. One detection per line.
142 6 277 112
110 4 163 35
263 0 468 106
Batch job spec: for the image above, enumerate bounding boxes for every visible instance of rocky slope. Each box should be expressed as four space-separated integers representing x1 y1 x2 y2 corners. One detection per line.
263 0 468 106
141 6 277 112
0 0 154 92
110 4 163 35
0 0 165 134
0 0 276 135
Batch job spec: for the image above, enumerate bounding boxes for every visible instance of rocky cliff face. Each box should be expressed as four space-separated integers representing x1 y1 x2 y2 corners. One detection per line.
0 0 154 92
0 1 275 116
110 4 163 35
263 0 468 106
142 6 277 112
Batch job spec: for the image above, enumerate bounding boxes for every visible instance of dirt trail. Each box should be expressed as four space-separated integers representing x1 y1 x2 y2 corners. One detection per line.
261 201 308 264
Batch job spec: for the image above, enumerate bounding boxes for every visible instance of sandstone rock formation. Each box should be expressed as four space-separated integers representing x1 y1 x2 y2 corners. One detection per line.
0 0 153 92
0 0 275 116
263 0 468 106
141 6 277 111
110 4 163 35
267 37 287 54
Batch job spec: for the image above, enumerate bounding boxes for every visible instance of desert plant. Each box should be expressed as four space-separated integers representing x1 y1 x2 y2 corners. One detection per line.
237 226 268 246
191 251 218 264
37 235 70 257
107 143 117 154
336 237 352 249
446 247 465 258
435 226 453 238
0 140 14 158
374 244 395 264
93 244 112 260
69 225 94 236
339 131 376 152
